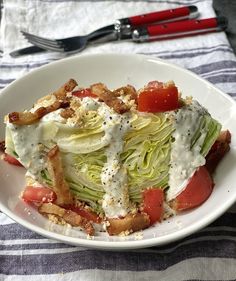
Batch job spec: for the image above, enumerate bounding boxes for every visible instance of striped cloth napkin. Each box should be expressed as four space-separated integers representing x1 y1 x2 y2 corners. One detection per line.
1 0 236 280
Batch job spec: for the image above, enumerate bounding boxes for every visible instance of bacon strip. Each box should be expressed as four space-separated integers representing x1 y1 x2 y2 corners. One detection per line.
47 145 73 206
90 83 130 114
8 79 77 125
205 130 231 174
53 79 78 100
8 100 69 125
39 203 94 235
107 213 150 235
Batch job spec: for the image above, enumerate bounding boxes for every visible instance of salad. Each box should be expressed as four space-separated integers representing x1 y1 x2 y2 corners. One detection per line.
1 79 231 236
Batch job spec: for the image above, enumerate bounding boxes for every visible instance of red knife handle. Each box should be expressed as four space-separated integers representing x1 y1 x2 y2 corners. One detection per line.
119 6 198 26
133 17 227 41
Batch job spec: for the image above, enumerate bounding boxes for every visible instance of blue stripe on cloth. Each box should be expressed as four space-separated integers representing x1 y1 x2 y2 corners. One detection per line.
0 241 74 251
188 60 236 75
156 48 234 60
0 223 43 240
0 226 236 251
142 44 233 55
0 213 236 264
203 73 236 84
140 45 234 58
0 45 233 71
0 62 49 70
0 78 15 84
0 238 235 274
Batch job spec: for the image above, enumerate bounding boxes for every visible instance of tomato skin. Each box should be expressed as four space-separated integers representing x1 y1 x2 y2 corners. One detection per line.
72 88 97 98
3 153 22 166
205 130 231 174
64 205 102 224
142 188 164 225
22 186 57 203
173 166 214 211
138 81 179 112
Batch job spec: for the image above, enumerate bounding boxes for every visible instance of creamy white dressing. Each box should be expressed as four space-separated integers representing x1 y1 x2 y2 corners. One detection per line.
31 95 57 112
73 98 132 217
41 109 65 123
98 103 131 218
167 101 208 201
7 122 45 178
7 109 65 178
80 97 100 111
66 97 99 128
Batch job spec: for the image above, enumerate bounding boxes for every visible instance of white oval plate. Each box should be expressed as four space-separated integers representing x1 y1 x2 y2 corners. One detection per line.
0 53 236 250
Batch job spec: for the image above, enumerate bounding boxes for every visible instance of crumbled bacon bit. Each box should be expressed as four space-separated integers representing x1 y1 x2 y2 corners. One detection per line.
90 83 130 114
60 108 75 119
8 100 68 125
113 85 138 103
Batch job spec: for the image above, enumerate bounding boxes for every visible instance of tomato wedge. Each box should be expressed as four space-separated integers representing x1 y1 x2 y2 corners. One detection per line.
3 153 22 166
64 205 102 224
205 130 231 174
22 186 57 203
172 166 214 211
142 188 164 225
138 81 179 112
72 88 97 98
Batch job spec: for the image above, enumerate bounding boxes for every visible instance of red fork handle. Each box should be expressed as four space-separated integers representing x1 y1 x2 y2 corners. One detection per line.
133 17 228 41
119 6 198 26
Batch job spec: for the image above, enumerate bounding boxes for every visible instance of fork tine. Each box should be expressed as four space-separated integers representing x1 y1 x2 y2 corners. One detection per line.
24 36 63 51
26 37 62 49
23 39 64 52
21 31 62 47
20 30 88 53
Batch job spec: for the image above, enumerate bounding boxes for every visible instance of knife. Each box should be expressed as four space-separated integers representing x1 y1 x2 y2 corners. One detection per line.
131 16 228 42
91 16 228 44
10 5 198 57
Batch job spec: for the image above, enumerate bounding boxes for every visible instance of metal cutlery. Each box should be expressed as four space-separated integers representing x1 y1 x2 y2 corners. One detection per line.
19 17 227 55
10 6 198 57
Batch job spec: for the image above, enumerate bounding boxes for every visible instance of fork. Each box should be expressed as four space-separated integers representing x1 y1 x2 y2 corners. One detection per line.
21 25 115 54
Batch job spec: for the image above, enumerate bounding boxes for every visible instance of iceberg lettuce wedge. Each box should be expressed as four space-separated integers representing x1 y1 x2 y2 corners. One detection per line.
4 94 222 214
